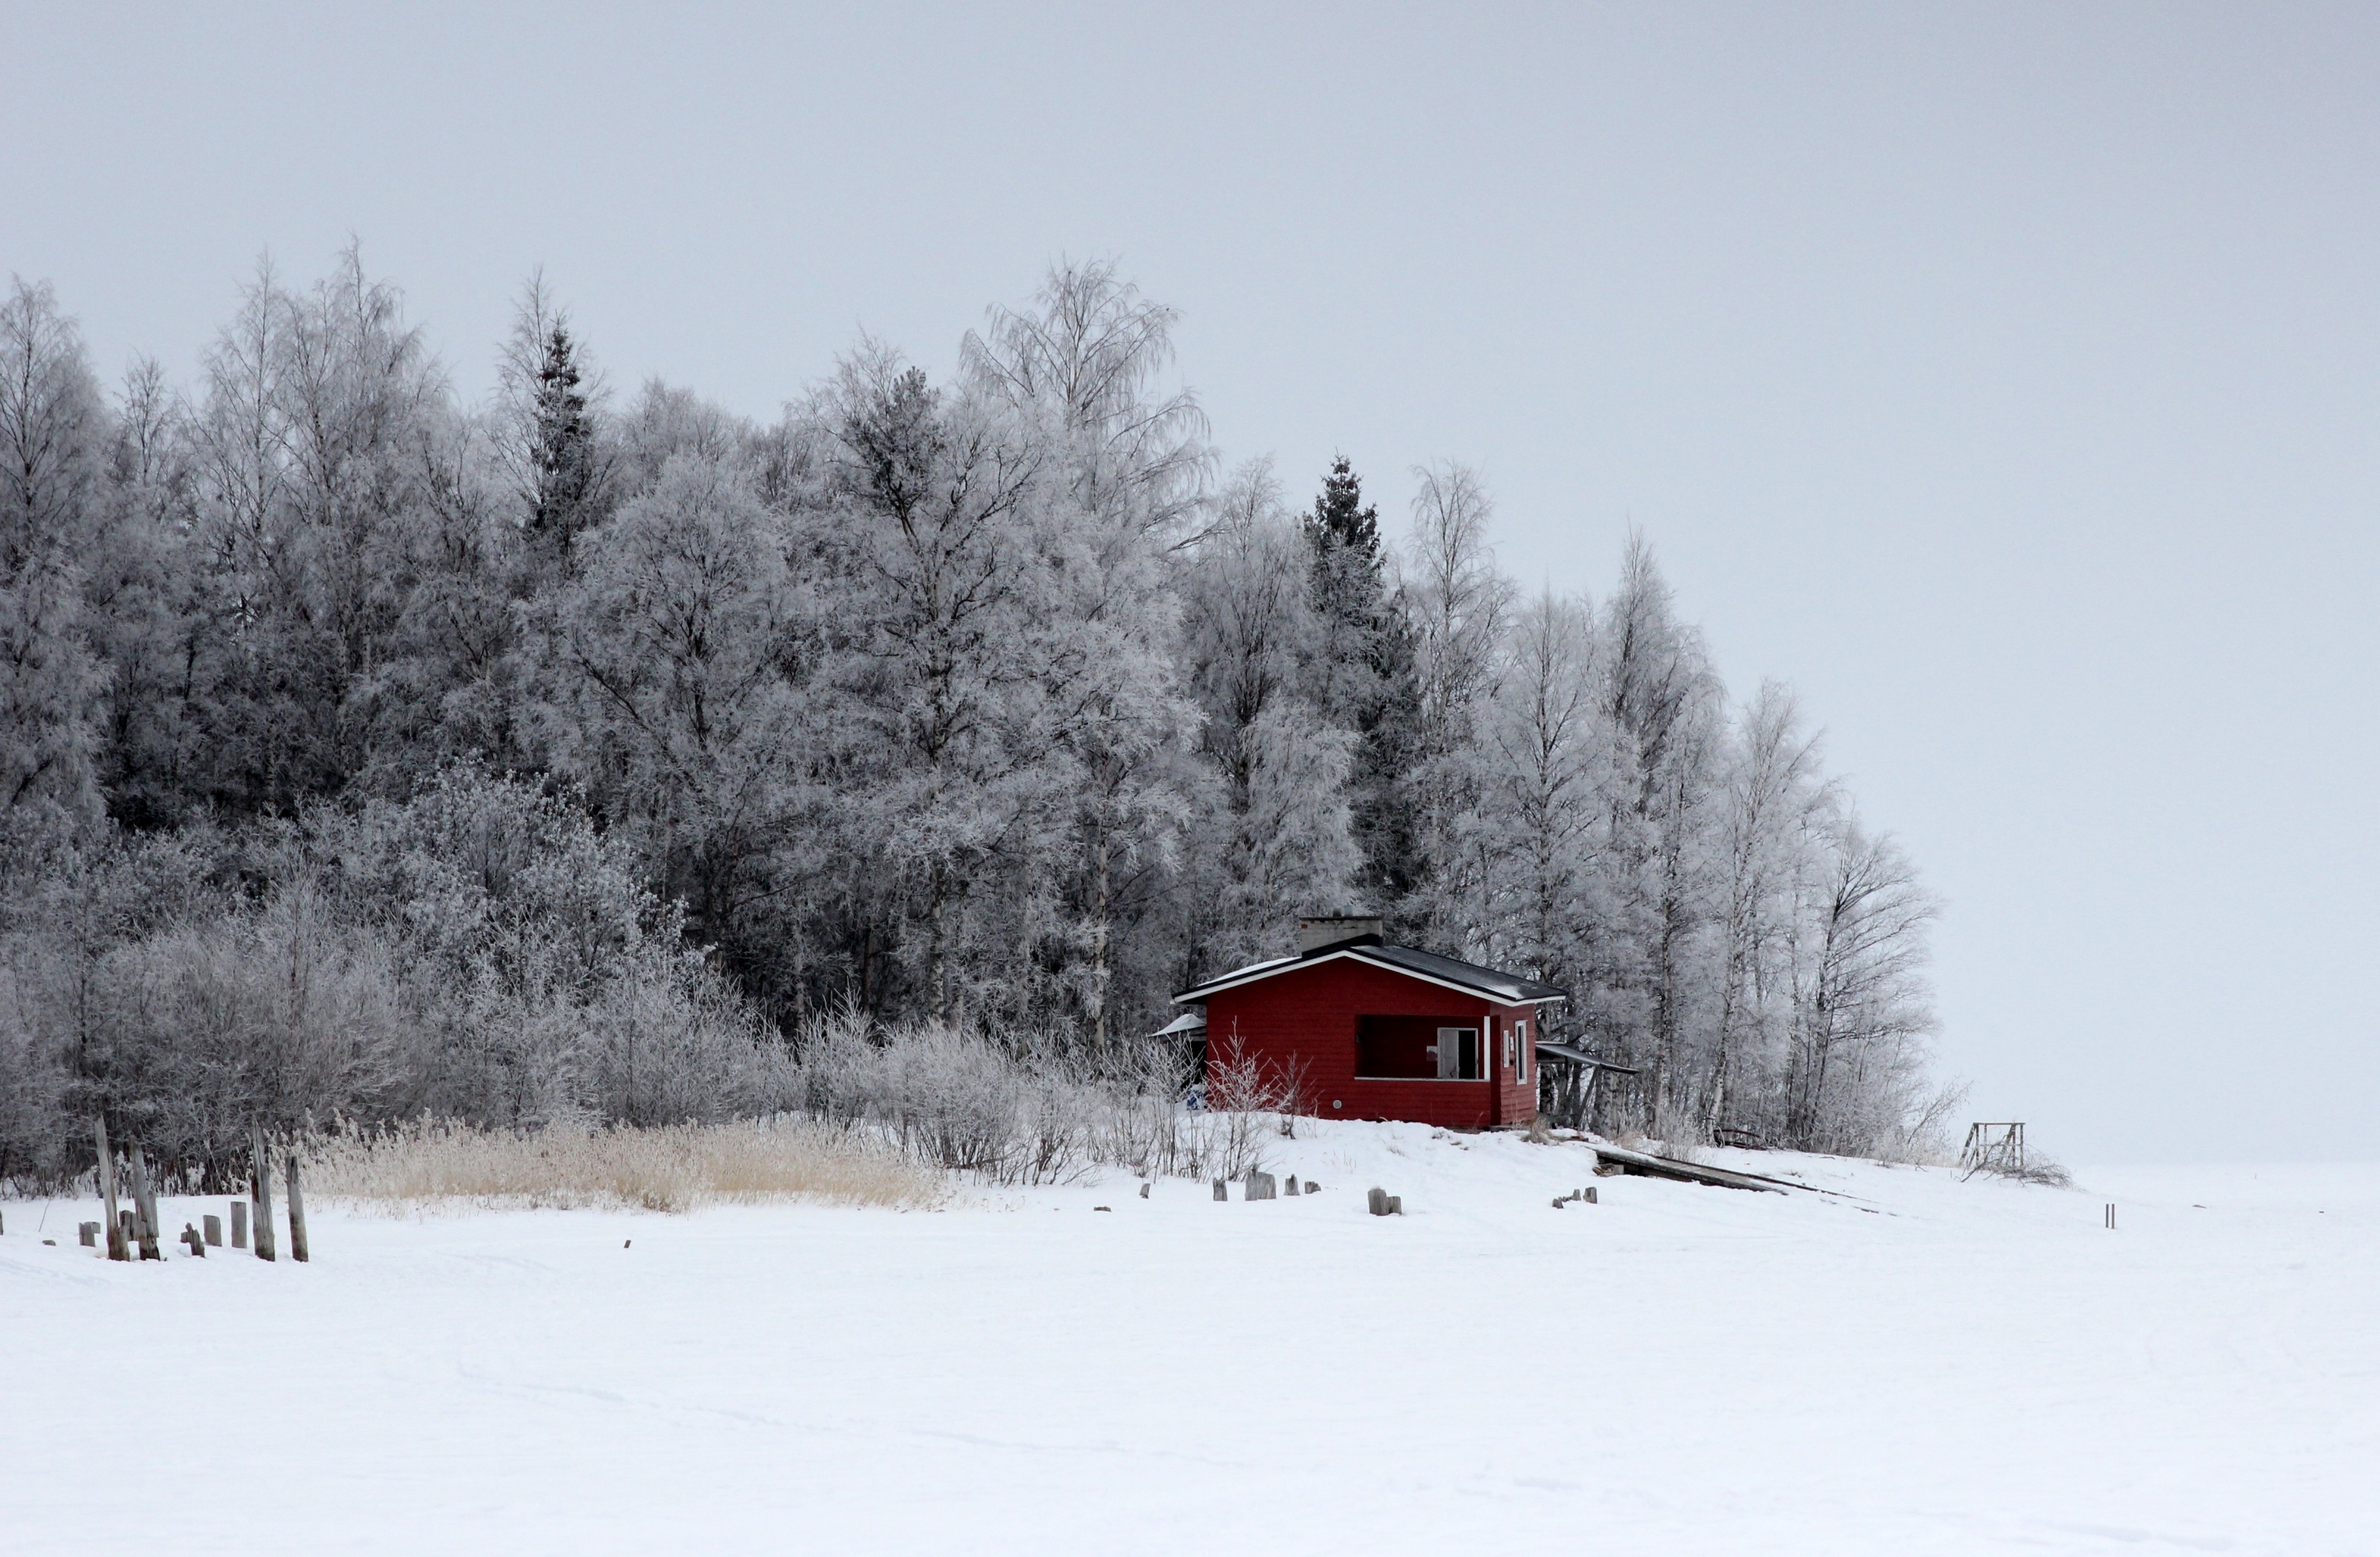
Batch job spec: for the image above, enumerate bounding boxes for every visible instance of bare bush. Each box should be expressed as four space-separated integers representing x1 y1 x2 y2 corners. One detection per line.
302 1117 945 1214
1963 1151 2072 1188
791 1016 1276 1186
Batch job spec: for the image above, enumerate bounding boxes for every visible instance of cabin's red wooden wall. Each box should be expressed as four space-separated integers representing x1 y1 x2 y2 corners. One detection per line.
1200 956 1537 1129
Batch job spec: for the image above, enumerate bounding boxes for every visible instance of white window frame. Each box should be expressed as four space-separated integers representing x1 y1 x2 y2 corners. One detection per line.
1430 1026 1481 1080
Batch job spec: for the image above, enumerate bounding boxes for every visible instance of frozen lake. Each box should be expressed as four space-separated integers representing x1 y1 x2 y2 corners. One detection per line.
5 1125 2374 1555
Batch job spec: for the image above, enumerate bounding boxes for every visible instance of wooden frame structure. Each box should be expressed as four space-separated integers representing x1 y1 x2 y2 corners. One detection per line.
1960 1121 2026 1178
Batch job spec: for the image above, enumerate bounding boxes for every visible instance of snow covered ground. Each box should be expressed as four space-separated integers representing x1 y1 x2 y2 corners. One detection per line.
5 1123 2375 1555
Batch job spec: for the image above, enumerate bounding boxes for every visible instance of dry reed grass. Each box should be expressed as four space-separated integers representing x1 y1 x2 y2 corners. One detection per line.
303 1117 950 1214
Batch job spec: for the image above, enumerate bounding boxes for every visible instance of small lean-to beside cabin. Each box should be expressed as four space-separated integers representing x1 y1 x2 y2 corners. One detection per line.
1171 917 1568 1129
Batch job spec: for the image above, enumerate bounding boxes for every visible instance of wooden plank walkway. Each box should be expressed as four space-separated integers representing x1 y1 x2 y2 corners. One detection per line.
1589 1143 1813 1195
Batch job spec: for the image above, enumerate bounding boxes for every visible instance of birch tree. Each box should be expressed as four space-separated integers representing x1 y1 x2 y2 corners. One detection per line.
1401 460 1511 952
536 453 822 974
1478 589 1608 994
964 261 1207 1045
0 279 107 824
827 350 1054 1023
1784 814 1940 1152
1706 682 1828 1133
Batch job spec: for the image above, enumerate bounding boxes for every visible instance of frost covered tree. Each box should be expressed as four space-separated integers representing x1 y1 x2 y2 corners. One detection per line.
0 254 1959 1176
1476 589 1608 994
0 279 107 824
964 261 1206 1045
171 248 454 812
1176 459 1361 972
1705 682 1828 1135
1782 815 1940 1152
824 349 1056 1022
497 271 608 563
1400 460 1512 952
535 453 821 978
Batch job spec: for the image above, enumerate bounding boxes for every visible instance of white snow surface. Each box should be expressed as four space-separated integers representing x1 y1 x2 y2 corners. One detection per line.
5 1122 2375 1555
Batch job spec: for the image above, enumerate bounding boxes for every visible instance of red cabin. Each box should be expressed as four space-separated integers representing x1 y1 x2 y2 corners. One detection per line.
1171 917 1568 1130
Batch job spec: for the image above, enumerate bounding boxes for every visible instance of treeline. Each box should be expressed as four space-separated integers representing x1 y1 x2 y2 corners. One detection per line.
0 253 1952 1182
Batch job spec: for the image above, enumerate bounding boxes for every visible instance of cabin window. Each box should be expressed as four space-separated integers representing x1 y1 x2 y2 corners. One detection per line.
1514 1019 1529 1081
1357 1017 1483 1079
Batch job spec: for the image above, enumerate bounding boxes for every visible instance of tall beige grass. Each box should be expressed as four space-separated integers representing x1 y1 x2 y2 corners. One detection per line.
302 1117 949 1214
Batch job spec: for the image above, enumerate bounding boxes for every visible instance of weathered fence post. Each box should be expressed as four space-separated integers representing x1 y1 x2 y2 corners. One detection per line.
129 1145 162 1260
203 1214 222 1247
250 1131 277 1262
96 1119 128 1261
286 1150 309 1264
230 1200 248 1250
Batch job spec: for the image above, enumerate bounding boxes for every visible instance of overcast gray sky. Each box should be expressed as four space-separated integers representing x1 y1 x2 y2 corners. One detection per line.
7 2 2375 1162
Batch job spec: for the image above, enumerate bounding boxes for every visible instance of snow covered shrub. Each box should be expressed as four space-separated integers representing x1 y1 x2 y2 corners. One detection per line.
0 964 67 1183
792 1019 1083 1184
75 886 407 1183
574 965 795 1127
302 1117 945 1213
787 1017 1275 1186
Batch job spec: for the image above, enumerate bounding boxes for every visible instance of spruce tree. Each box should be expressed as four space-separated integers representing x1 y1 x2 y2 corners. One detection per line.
526 324 600 547
1302 456 1421 909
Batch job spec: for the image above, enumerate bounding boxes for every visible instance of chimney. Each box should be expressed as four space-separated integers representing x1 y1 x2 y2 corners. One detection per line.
1298 914 1384 955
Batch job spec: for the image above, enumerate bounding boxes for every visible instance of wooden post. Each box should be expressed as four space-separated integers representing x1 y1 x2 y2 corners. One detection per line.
250 1131 277 1262
286 1150 309 1264
230 1200 248 1250
96 1119 128 1261
130 1145 162 1260
128 1145 150 1240
203 1214 222 1247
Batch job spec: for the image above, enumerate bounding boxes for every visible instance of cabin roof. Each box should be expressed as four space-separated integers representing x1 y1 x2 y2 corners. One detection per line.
1173 939 1568 1007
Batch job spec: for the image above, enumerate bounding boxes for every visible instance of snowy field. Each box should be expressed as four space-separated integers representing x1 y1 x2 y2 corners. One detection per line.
4 1124 2375 1556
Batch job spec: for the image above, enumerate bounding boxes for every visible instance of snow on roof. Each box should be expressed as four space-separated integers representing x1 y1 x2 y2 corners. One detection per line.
1173 943 1568 1007
1145 1011 1207 1039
